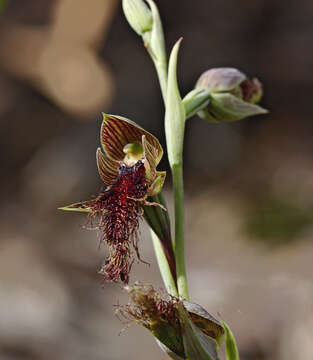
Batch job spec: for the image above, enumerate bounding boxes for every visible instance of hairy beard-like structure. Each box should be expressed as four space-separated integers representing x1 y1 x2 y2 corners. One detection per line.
86 160 148 283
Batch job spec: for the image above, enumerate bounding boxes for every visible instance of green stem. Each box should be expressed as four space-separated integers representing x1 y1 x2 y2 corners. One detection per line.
172 162 189 300
151 230 178 296
153 59 168 104
143 193 177 285
143 6 190 300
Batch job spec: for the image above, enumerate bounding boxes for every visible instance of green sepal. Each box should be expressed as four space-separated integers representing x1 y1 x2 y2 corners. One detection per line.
165 38 186 167
183 88 211 119
222 322 240 360
58 202 92 213
199 93 268 123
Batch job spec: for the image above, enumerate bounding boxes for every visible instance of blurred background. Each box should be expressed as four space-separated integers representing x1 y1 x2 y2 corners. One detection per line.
0 0 312 359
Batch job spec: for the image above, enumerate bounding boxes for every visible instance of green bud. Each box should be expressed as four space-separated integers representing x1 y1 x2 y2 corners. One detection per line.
195 67 268 122
122 0 153 36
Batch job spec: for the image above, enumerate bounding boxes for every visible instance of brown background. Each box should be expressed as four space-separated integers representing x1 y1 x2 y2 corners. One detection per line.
0 0 312 359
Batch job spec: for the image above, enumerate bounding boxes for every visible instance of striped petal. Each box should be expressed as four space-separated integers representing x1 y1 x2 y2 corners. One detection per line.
100 114 163 165
147 171 166 196
96 147 119 185
142 132 164 183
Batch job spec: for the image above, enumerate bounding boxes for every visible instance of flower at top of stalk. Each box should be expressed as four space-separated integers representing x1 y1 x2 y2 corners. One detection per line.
60 114 166 284
193 67 268 122
122 0 153 36
118 285 225 360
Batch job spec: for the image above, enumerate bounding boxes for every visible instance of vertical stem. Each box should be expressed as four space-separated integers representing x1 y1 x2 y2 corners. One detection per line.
172 162 189 300
151 230 178 296
154 59 168 104
143 193 177 284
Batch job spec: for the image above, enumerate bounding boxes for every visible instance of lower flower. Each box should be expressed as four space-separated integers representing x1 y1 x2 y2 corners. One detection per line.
60 114 166 284
118 285 225 360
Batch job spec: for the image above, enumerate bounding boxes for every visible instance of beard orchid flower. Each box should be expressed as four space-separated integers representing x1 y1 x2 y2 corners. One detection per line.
60 114 166 284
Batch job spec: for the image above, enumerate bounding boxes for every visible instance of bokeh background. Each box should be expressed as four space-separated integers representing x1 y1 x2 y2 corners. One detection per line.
0 0 313 359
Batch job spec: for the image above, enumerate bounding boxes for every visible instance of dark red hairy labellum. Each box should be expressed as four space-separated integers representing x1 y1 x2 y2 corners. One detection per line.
85 160 148 283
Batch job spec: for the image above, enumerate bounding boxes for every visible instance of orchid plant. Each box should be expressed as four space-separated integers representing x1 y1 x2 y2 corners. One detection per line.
61 1 268 359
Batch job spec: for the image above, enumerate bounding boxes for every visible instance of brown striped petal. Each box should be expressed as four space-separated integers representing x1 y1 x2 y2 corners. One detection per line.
96 147 119 185
100 114 163 165
142 134 159 180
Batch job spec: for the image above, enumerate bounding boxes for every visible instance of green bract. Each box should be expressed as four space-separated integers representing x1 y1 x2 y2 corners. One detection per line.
165 39 186 167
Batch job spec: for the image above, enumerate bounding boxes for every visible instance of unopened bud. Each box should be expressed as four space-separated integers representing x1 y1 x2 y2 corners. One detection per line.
122 0 153 36
195 67 267 122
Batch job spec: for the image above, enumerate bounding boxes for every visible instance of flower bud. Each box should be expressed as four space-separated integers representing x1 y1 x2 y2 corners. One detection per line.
195 67 268 122
122 0 153 36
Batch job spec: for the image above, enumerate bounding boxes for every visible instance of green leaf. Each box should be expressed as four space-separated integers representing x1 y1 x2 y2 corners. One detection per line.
165 39 186 167
222 322 240 360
